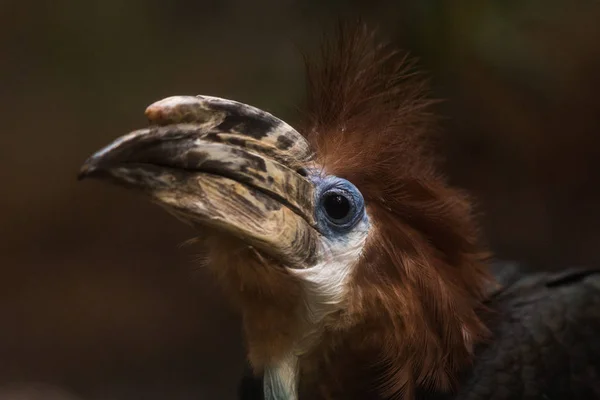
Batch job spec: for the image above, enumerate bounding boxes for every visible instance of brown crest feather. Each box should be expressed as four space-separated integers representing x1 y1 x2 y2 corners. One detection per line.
298 23 493 398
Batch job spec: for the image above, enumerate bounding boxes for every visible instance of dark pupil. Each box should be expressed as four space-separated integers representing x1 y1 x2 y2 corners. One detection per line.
324 194 351 220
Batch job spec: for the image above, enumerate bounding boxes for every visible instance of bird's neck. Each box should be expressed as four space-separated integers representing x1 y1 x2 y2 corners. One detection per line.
210 238 485 398
206 237 359 398
243 299 482 400
239 287 327 399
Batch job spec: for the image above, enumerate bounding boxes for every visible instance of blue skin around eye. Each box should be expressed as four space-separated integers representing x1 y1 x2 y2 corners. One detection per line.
308 174 368 238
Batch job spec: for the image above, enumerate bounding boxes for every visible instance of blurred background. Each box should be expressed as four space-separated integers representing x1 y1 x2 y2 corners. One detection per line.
2 0 600 399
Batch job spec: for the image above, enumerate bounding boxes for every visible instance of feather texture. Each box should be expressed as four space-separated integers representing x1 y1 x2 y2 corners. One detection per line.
297 23 493 398
238 265 600 399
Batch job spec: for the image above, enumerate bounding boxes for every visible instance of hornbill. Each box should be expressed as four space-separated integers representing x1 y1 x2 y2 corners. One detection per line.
78 25 600 399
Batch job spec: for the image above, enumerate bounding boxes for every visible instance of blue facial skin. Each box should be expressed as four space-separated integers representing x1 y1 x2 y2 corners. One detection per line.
308 173 369 239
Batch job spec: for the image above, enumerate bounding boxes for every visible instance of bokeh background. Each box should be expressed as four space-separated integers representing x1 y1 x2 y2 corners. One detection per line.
2 1 600 399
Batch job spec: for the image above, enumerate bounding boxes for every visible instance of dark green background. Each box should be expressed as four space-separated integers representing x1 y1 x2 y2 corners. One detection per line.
2 1 600 398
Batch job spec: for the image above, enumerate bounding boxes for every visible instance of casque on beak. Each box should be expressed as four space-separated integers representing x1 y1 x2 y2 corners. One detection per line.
79 95 320 268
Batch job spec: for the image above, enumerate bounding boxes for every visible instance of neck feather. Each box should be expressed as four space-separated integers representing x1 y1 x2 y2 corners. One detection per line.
263 353 299 400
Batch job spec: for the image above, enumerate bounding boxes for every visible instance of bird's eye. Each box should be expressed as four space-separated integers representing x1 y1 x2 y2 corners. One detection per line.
323 192 352 222
316 177 365 232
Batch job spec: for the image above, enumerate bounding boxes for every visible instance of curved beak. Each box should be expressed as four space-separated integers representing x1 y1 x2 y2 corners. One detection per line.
79 95 319 268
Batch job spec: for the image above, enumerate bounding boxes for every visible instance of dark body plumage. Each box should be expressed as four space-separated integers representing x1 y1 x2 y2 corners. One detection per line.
238 263 600 399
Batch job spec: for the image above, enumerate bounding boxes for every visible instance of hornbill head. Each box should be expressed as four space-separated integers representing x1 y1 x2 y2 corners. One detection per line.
79 25 491 399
